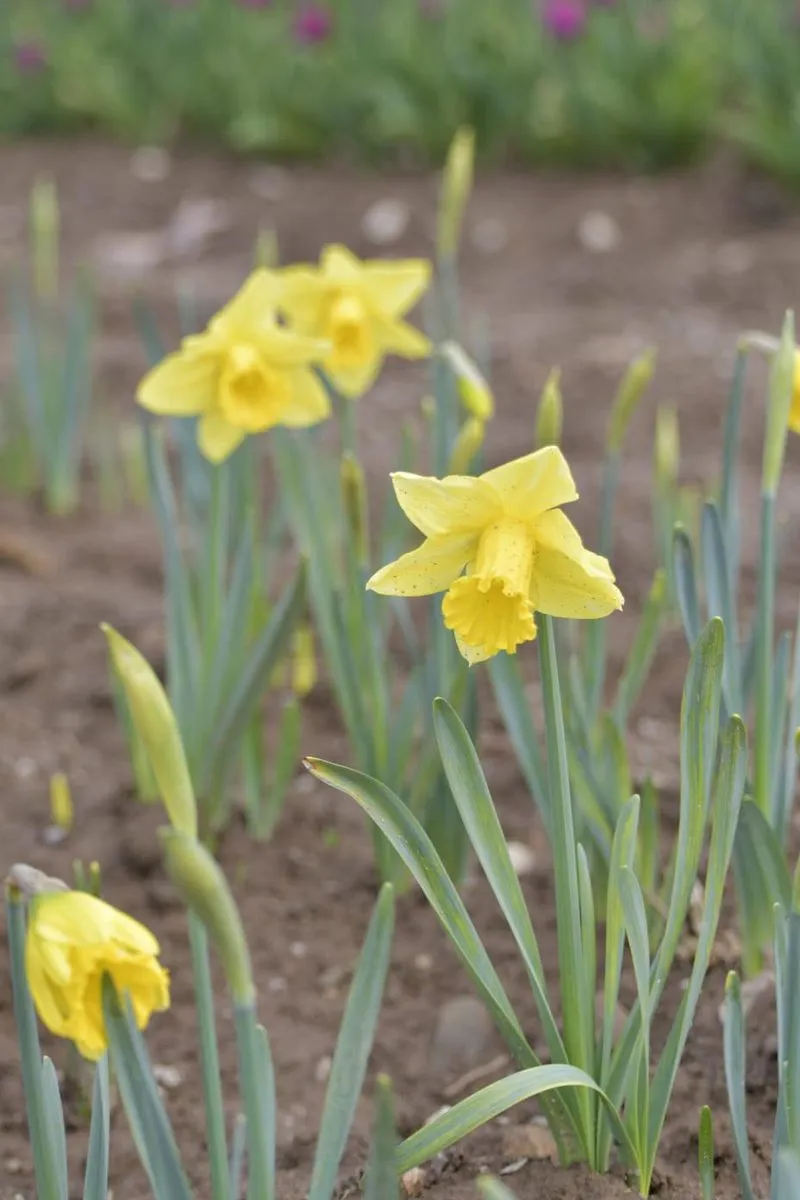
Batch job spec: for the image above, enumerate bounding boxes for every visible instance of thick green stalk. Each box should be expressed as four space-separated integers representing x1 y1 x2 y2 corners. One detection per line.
188 913 229 1200
537 615 596 1163
234 1005 273 1200
584 450 619 719
754 491 776 817
5 890 61 1200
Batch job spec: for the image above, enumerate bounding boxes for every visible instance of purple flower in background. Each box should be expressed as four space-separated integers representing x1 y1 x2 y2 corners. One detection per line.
293 3 332 44
14 41 47 74
541 0 586 40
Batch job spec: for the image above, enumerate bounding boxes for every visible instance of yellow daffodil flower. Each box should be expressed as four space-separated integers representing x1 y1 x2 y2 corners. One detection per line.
26 890 169 1060
137 269 332 463
367 446 623 663
278 245 431 398
790 353 800 434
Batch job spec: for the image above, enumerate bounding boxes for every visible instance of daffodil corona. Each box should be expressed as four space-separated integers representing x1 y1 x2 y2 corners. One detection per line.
279 246 431 398
137 269 332 463
368 447 623 663
26 890 169 1060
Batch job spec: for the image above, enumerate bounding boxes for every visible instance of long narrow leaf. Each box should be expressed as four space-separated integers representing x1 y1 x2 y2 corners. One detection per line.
82 1058 110 1200
309 884 395 1200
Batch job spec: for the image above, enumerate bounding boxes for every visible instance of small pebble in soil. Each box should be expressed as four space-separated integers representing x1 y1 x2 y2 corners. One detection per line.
289 940 307 958
41 823 69 847
314 1055 332 1083
506 841 536 876
248 165 290 203
129 146 172 183
268 976 288 993
4 1157 22 1174
469 217 509 255
361 197 410 246
429 995 497 1085
414 952 433 971
153 1064 183 1090
577 210 621 254
14 757 37 780
502 1122 558 1162
499 1157 529 1177
401 1166 427 1196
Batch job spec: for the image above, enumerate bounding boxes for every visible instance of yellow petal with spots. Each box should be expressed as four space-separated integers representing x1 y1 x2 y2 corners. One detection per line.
531 509 623 619
391 471 500 538
481 447 578 522
367 534 476 597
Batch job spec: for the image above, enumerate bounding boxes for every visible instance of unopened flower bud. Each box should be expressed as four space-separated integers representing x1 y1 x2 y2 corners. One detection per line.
607 348 656 453
102 625 197 839
536 368 563 449
441 341 494 421
438 126 474 260
448 416 485 474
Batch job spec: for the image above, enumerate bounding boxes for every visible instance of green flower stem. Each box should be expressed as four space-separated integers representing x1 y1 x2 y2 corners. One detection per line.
537 614 596 1164
188 913 229 1200
585 449 619 718
234 1004 273 1200
5 889 61 1200
754 490 776 817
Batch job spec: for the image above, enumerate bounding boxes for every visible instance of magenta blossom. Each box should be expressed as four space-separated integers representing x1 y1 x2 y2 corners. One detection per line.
541 0 586 39
14 41 47 73
293 3 332 43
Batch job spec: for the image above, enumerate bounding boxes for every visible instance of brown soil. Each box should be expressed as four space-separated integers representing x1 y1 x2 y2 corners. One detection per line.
1 141 798 1199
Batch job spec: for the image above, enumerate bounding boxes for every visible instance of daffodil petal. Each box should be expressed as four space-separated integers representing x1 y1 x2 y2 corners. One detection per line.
278 266 330 332
453 630 498 666
280 369 331 428
321 244 362 282
26 941 70 1033
137 346 219 416
532 510 623 619
208 268 283 340
367 535 476 596
324 354 383 399
374 313 431 359
391 471 500 538
481 447 578 521
362 259 432 316
255 325 331 368
198 412 246 463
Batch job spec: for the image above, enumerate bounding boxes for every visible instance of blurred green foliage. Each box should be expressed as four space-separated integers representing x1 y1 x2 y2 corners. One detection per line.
2 0 800 183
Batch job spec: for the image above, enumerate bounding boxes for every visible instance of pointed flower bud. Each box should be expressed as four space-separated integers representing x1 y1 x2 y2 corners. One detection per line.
102 625 197 839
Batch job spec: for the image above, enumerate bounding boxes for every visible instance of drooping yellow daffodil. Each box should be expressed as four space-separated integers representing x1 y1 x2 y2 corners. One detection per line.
26 890 170 1060
367 447 623 663
278 245 431 398
137 269 332 463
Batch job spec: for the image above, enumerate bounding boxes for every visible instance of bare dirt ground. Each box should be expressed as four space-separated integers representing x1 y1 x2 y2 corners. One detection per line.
2 140 799 1199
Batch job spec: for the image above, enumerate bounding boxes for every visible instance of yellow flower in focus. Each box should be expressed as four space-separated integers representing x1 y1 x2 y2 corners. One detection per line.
279 246 431 398
137 269 332 463
26 891 169 1061
790 353 800 434
367 447 623 663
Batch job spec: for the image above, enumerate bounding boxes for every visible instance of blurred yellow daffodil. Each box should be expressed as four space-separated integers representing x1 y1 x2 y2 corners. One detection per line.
279 245 431 398
26 890 169 1061
367 447 623 663
137 269 331 463
790 353 800 434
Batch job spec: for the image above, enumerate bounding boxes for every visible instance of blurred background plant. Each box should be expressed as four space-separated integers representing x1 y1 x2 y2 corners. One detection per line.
3 0 793 181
